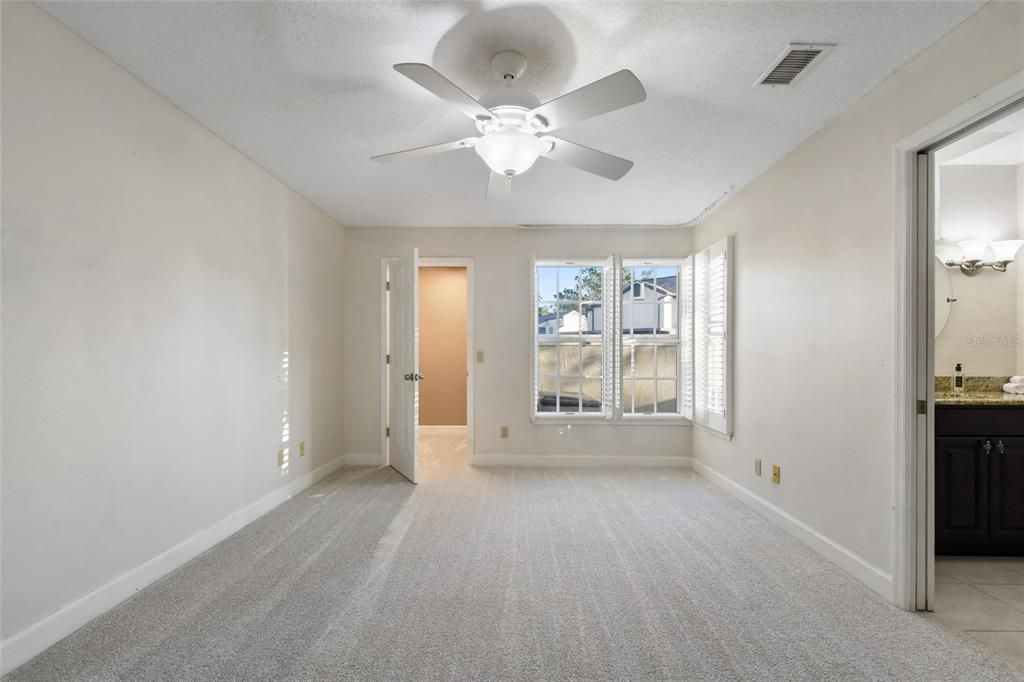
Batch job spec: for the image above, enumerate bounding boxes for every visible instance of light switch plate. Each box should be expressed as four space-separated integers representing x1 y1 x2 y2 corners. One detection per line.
299 441 305 457
477 351 485 363
754 459 762 476
772 465 781 484
500 426 509 439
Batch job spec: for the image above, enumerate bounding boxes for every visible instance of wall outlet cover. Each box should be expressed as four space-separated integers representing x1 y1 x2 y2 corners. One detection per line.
477 351 485 363
299 441 305 457
772 465 781 484
754 459 762 476
500 426 509 439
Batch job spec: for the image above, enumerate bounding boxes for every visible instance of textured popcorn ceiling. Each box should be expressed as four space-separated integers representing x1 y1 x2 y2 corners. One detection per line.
41 1 982 228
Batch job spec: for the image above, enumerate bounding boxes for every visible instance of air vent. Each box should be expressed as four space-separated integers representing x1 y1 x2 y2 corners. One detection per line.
755 43 835 87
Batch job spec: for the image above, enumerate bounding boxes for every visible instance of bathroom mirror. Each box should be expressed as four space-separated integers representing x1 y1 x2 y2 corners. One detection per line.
935 255 952 338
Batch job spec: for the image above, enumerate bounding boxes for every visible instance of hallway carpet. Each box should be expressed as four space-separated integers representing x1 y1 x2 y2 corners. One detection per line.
7 433 1021 681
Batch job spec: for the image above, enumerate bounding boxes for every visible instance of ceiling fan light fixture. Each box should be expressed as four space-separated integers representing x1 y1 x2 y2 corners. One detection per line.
474 128 547 176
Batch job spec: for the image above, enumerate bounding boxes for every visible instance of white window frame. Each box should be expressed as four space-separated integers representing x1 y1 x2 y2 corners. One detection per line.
532 258 611 423
620 258 690 423
531 255 698 426
692 236 732 437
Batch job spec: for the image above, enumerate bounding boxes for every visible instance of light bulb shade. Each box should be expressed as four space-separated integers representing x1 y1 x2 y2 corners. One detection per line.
991 239 1024 262
958 240 991 262
474 129 547 176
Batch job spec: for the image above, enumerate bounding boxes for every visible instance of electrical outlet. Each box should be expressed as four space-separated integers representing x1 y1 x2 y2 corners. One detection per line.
477 351 485 363
772 465 781 484
754 459 762 476
500 426 509 439
299 441 305 457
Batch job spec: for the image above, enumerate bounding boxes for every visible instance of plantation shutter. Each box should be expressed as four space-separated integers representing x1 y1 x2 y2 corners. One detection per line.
694 237 731 435
602 254 619 419
680 254 694 420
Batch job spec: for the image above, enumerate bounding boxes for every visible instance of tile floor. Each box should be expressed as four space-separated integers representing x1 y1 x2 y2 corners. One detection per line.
933 556 1024 670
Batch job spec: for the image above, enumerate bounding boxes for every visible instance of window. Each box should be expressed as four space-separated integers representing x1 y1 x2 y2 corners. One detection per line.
532 244 729 431
534 261 608 416
621 261 683 416
693 237 731 435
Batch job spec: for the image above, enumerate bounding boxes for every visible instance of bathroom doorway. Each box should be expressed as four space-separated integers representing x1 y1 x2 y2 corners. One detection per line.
897 83 1024 662
418 259 473 468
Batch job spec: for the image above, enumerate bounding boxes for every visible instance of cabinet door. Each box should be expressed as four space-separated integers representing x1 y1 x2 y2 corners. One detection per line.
935 436 989 554
990 437 1024 554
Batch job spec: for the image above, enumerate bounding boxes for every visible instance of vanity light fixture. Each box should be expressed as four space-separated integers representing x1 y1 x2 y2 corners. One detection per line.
945 239 1024 275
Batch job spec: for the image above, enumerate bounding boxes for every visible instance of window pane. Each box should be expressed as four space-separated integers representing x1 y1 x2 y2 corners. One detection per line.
581 343 602 377
657 380 678 414
657 345 677 378
632 379 655 414
621 343 633 377
559 344 580 376
623 379 634 413
537 305 557 335
557 267 581 300
577 266 603 301
537 344 557 376
581 380 602 412
634 344 655 378
622 299 635 334
537 379 557 412
581 302 601 334
537 267 558 302
557 302 581 333
559 378 581 412
631 303 657 334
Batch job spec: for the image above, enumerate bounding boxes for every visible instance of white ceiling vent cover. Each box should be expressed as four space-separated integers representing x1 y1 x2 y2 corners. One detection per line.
755 43 835 87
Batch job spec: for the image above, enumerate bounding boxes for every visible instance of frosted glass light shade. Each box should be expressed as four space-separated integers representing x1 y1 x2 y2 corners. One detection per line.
991 239 1024 262
958 240 992 262
474 129 547 176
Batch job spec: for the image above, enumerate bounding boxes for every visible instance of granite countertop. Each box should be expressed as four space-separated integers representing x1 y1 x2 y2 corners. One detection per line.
934 376 1024 406
935 391 1024 406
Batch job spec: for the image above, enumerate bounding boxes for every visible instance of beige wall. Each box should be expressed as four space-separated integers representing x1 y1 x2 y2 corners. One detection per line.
691 1 1024 594
2 3 346 644
419 267 468 426
936 165 1020 376
342 227 693 461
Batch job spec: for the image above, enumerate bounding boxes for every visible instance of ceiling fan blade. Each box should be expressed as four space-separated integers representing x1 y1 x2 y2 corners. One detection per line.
542 136 634 180
394 63 495 122
485 171 511 200
371 138 477 163
529 69 646 132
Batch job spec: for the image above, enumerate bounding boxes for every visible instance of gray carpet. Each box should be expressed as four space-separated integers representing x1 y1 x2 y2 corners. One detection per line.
6 433 1021 681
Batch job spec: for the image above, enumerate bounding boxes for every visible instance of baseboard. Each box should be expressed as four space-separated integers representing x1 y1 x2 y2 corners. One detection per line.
473 453 692 468
343 453 384 466
419 425 467 435
691 459 893 601
0 453 346 676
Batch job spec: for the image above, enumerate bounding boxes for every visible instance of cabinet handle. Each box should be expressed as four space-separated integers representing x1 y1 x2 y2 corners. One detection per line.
996 440 1006 455
983 439 992 454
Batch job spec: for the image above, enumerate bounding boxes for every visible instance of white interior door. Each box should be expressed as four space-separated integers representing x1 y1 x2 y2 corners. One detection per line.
388 248 419 483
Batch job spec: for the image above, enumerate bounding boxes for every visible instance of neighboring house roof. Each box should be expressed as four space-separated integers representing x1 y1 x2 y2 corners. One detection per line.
623 275 677 297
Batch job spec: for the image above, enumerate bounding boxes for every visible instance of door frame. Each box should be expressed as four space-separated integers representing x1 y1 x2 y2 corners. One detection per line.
380 256 475 465
893 71 1024 611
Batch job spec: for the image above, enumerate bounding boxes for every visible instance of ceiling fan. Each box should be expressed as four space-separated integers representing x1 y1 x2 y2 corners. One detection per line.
371 51 647 198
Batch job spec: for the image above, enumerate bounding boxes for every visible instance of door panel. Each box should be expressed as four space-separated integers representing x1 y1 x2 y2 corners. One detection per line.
935 436 989 554
387 249 419 483
990 437 1024 553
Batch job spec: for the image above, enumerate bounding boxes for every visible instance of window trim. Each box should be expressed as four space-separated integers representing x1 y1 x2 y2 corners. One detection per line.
531 256 694 426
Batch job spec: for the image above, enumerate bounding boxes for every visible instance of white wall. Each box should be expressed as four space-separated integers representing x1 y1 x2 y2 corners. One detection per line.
341 227 693 462
935 165 1019 376
691 0 1024 598
1 0 345 653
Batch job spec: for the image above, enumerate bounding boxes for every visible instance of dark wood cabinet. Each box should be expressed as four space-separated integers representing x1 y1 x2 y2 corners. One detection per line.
936 408 1024 555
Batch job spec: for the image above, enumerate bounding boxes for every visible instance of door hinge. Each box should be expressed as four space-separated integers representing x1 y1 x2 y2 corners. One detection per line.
386 281 390 291
917 400 928 415
386 354 390 364
386 426 390 437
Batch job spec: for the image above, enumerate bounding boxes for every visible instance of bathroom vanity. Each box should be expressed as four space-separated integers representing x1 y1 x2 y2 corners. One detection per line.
935 395 1024 555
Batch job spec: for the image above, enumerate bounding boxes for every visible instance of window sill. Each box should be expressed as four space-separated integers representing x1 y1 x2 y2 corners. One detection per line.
531 414 693 426
622 415 692 426
532 414 608 425
692 423 733 441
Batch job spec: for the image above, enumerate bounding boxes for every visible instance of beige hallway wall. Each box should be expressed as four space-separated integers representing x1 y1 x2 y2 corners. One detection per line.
419 267 468 426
